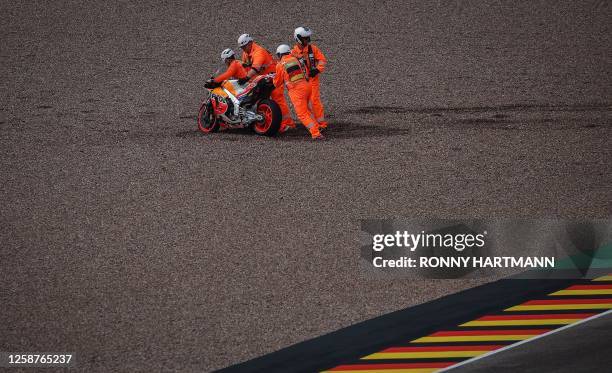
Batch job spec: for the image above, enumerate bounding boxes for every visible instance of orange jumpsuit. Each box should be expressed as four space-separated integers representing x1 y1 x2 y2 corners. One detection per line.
273 55 321 139
241 42 293 127
213 59 247 83
292 43 327 127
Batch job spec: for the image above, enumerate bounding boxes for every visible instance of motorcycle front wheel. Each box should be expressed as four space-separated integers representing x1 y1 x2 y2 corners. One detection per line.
252 99 281 136
197 101 220 133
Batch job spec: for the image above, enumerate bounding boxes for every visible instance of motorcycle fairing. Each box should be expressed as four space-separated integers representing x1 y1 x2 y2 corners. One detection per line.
211 96 228 116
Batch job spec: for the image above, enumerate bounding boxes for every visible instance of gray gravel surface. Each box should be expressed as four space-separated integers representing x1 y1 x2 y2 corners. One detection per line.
1 1 611 372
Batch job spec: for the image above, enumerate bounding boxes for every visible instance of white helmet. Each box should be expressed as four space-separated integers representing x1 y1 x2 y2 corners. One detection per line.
294 26 313 43
220 48 235 62
237 33 253 47
276 44 291 57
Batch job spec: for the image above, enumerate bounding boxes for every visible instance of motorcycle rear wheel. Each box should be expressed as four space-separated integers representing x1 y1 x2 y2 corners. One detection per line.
197 101 220 133
252 99 281 136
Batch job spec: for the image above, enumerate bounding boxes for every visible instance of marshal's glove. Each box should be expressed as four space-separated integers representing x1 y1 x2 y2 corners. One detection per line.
309 68 320 78
237 77 250 85
204 80 219 89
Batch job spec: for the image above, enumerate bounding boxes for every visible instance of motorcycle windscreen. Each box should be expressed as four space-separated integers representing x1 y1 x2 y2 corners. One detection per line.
211 87 228 97
222 80 242 96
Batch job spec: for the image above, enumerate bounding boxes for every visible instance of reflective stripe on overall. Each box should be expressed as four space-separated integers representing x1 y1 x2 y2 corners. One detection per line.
283 56 307 85
278 56 305 126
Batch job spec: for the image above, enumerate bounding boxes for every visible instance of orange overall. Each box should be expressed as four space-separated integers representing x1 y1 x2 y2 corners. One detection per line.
292 43 327 127
242 42 293 127
273 55 321 138
213 59 247 83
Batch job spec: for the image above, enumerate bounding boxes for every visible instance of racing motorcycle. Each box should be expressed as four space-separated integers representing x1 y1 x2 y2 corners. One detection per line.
198 74 281 136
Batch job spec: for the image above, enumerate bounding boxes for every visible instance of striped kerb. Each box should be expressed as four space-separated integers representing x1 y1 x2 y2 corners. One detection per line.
320 274 612 372
550 284 612 296
460 313 596 326
506 298 612 311
363 345 504 360
411 329 548 343
323 362 455 373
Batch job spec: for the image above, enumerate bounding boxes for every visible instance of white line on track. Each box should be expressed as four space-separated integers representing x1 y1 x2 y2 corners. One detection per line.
437 308 612 372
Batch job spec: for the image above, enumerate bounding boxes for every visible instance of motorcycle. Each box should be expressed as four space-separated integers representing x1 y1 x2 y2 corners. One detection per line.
198 74 281 136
